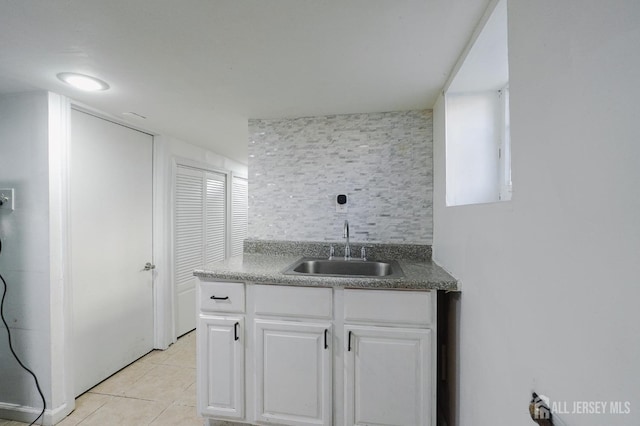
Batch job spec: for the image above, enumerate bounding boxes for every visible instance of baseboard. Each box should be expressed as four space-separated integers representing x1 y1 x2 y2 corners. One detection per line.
0 400 70 426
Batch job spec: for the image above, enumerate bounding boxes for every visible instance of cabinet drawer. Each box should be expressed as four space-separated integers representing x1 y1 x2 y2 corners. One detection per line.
344 289 433 326
254 285 333 319
199 281 245 313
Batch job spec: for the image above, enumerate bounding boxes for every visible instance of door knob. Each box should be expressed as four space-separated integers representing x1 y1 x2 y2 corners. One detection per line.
143 262 156 271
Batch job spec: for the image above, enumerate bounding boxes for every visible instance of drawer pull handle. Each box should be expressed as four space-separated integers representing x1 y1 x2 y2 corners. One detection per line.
210 295 229 300
324 329 329 349
348 330 352 352
234 322 240 341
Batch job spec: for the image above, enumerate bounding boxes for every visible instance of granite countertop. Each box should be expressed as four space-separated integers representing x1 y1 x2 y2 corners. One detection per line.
194 252 459 291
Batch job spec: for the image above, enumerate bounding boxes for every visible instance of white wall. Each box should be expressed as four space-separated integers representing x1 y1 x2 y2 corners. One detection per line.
433 1 640 425
0 92 73 424
0 91 51 418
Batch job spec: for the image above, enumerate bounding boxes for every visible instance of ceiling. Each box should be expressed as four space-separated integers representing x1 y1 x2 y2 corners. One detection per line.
0 0 491 164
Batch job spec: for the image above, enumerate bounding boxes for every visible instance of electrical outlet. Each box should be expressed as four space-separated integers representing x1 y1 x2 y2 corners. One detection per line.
0 188 15 211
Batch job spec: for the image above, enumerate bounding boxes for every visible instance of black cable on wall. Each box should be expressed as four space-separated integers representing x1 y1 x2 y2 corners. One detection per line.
0 236 46 425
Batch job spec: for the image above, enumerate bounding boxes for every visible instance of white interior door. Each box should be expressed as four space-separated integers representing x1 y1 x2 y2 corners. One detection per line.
71 109 154 396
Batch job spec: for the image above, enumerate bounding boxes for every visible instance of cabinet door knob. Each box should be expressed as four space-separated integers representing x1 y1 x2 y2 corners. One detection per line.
234 322 240 341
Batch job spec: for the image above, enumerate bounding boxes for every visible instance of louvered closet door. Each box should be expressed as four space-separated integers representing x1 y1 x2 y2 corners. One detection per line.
206 172 226 264
231 176 248 257
175 167 205 336
175 166 227 337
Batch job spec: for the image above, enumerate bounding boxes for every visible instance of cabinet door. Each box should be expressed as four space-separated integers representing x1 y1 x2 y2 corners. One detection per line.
344 325 432 426
197 316 244 420
255 320 332 426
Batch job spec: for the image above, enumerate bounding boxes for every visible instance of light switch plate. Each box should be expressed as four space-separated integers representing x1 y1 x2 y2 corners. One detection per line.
0 188 15 210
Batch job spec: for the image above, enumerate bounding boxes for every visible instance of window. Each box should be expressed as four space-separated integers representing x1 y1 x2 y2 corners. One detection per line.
445 0 511 206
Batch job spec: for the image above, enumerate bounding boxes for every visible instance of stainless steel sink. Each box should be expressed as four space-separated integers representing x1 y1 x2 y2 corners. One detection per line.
282 257 404 279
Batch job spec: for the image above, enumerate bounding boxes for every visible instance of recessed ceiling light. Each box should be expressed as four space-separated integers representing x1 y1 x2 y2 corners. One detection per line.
57 72 110 91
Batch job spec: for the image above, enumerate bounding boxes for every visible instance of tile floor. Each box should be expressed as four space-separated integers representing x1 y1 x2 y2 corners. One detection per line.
0 331 203 426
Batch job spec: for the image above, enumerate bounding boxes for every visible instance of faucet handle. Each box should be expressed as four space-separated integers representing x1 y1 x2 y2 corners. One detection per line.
329 245 335 260
360 246 367 261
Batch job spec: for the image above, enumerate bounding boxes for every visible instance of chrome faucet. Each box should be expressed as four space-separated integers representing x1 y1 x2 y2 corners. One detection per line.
343 220 351 260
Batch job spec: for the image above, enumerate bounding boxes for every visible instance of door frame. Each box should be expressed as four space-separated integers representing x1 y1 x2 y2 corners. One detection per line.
68 105 156 395
50 100 160 422
153 141 248 349
64 105 174 353
65 102 160 350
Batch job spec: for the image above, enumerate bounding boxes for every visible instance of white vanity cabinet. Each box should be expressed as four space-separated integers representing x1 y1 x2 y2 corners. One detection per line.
197 281 246 420
253 285 333 426
343 289 435 426
196 279 437 426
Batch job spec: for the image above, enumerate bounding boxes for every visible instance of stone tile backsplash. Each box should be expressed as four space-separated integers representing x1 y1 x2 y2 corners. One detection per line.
248 110 433 244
